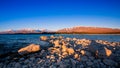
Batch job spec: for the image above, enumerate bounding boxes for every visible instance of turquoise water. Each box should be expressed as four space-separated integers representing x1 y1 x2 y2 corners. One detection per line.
0 34 120 54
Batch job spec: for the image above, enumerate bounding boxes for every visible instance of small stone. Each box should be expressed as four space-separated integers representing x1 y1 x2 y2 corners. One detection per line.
46 55 50 59
70 59 77 68
54 40 60 47
74 54 79 59
62 52 68 57
86 61 93 66
22 65 28 68
62 45 67 52
89 56 94 61
81 56 88 62
80 64 84 68
104 47 112 57
50 55 55 59
24 59 29 64
15 63 21 68
20 58 24 61
29 57 35 61
81 50 85 55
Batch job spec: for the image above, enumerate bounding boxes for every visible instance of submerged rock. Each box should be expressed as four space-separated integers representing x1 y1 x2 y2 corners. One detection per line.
18 44 40 55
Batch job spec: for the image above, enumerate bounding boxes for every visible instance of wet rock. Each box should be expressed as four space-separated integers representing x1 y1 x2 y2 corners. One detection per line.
40 36 48 41
18 44 40 55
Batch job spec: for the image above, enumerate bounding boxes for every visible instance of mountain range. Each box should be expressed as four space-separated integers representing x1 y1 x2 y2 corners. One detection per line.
0 26 120 34
57 26 120 34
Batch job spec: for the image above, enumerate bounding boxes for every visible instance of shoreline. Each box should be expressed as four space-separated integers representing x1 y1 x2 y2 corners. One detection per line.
0 35 120 68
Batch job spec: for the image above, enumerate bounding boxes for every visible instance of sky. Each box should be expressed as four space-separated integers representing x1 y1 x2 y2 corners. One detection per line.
0 0 120 31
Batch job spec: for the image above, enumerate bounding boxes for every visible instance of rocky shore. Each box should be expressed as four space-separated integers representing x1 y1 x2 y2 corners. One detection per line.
0 35 120 68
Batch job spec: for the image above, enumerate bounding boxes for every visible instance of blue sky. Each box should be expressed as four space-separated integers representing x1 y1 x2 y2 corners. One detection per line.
0 0 120 31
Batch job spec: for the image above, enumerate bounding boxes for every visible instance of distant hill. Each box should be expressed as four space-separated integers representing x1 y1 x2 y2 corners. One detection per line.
0 29 53 34
0 26 120 34
57 26 120 34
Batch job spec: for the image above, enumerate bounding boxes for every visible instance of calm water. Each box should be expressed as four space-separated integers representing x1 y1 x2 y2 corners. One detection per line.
0 34 120 54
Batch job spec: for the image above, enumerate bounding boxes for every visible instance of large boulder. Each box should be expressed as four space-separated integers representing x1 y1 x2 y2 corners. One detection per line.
18 44 40 55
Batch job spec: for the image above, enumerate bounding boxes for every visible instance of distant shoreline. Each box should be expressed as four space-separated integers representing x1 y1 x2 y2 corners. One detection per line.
0 32 120 35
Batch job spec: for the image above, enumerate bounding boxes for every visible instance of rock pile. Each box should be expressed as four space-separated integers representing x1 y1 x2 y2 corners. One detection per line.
0 35 120 68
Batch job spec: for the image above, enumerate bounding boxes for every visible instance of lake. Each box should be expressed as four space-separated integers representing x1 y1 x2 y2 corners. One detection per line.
0 34 120 54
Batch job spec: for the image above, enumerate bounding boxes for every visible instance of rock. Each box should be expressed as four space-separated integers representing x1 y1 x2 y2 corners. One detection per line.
29 57 35 61
19 58 25 61
67 48 75 55
18 44 40 55
79 64 84 68
0 63 3 68
86 61 93 66
50 35 55 39
40 36 48 41
39 41 51 48
80 50 85 56
104 47 112 57
89 40 112 58
62 52 68 57
53 40 60 47
24 59 29 64
15 63 21 68
59 36 63 39
73 38 77 41
81 56 88 62
103 59 117 66
22 65 28 68
50 55 55 59
62 45 67 52
89 56 94 61
74 53 79 59
70 58 77 68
